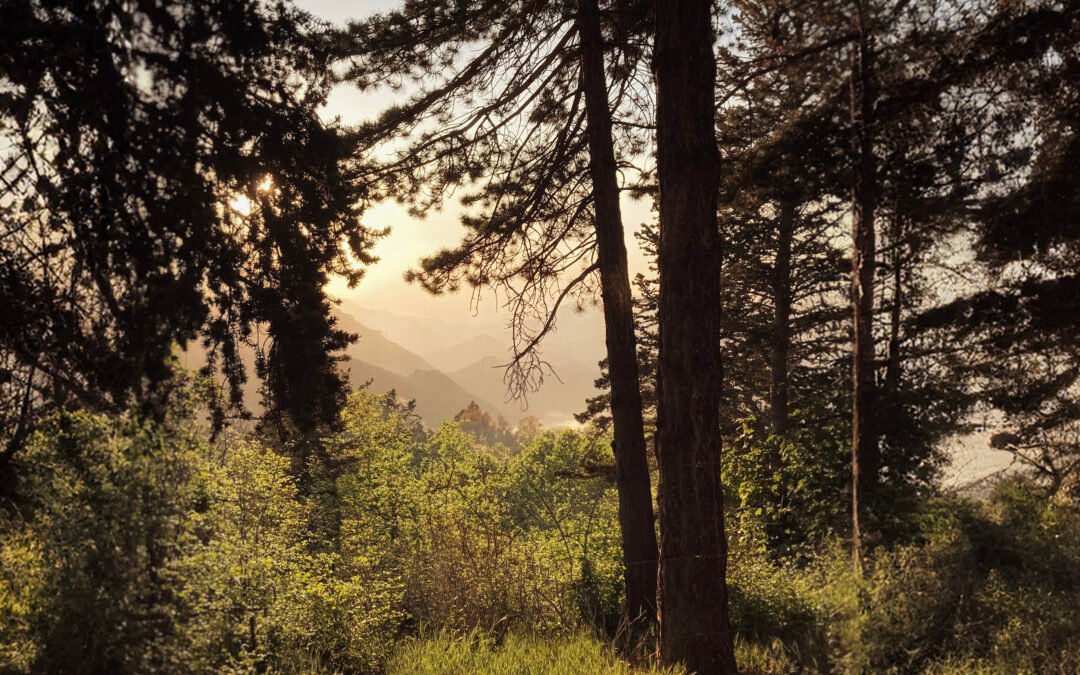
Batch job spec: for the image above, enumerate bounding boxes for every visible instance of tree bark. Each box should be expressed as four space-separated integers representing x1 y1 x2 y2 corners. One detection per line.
849 0 878 570
653 0 737 671
769 199 796 443
576 0 659 625
885 210 903 397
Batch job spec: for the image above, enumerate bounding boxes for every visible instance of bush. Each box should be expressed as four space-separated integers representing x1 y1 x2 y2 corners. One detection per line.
326 400 626 637
0 410 200 672
0 405 403 673
164 439 403 672
727 552 830 671
719 477 1080 674
7 388 1078 674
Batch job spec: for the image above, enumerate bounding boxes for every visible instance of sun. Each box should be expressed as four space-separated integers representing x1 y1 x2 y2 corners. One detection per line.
229 194 252 216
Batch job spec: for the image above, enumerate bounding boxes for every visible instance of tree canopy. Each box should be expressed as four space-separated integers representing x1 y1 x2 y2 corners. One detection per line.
0 0 379 463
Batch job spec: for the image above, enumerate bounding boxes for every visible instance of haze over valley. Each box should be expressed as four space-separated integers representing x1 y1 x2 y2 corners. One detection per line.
335 301 603 428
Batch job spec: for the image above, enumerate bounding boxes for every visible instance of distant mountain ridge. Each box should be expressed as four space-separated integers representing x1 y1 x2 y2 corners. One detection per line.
334 310 435 377
180 303 603 429
339 300 500 354
342 359 502 427
446 356 596 427
424 334 508 372
334 309 504 426
337 302 604 427
341 305 601 427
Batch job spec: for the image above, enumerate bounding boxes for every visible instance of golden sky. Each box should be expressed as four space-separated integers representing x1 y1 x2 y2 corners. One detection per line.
296 0 650 340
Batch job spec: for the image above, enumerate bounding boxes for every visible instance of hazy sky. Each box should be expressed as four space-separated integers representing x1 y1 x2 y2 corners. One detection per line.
295 0 650 344
291 1 1014 480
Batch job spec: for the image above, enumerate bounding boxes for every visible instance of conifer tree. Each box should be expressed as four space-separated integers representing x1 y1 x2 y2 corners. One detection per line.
652 0 737 670
338 0 660 623
0 0 377 478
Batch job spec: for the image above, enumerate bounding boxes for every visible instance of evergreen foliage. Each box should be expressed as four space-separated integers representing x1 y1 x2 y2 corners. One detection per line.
0 0 378 463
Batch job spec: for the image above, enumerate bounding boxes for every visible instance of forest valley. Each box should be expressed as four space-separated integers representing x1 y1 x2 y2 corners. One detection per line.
1 0 1079 673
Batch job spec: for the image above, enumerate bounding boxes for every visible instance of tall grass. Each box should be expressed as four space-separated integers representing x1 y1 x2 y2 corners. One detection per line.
386 631 682 674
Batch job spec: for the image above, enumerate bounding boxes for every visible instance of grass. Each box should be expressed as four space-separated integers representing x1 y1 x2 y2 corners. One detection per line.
386 631 682 675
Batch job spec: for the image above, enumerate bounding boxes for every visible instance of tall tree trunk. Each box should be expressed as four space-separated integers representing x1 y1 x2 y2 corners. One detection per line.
885 209 903 396
653 0 737 671
849 0 878 569
576 0 659 624
770 199 796 443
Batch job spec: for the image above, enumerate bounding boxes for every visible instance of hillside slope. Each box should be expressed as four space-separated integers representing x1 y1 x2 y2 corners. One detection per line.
423 334 508 372
447 356 598 427
335 309 435 376
343 359 500 428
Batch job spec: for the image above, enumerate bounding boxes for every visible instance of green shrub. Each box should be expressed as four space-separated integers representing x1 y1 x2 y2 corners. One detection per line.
0 405 404 673
164 439 403 672
0 529 45 670
727 552 830 671
326 402 625 637
797 482 1080 674
7 389 1079 674
0 410 200 672
722 478 1080 674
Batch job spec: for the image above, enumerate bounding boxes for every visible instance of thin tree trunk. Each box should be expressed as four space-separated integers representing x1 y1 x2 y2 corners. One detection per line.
770 199 796 443
653 0 737 671
576 0 659 625
850 0 878 570
0 367 37 497
885 210 902 396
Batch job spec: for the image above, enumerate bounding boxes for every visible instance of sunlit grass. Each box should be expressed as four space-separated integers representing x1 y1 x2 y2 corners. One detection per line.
386 631 682 675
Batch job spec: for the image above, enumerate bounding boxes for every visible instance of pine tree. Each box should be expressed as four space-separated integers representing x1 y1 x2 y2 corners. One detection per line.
652 0 737 670
338 0 660 623
0 0 377 480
